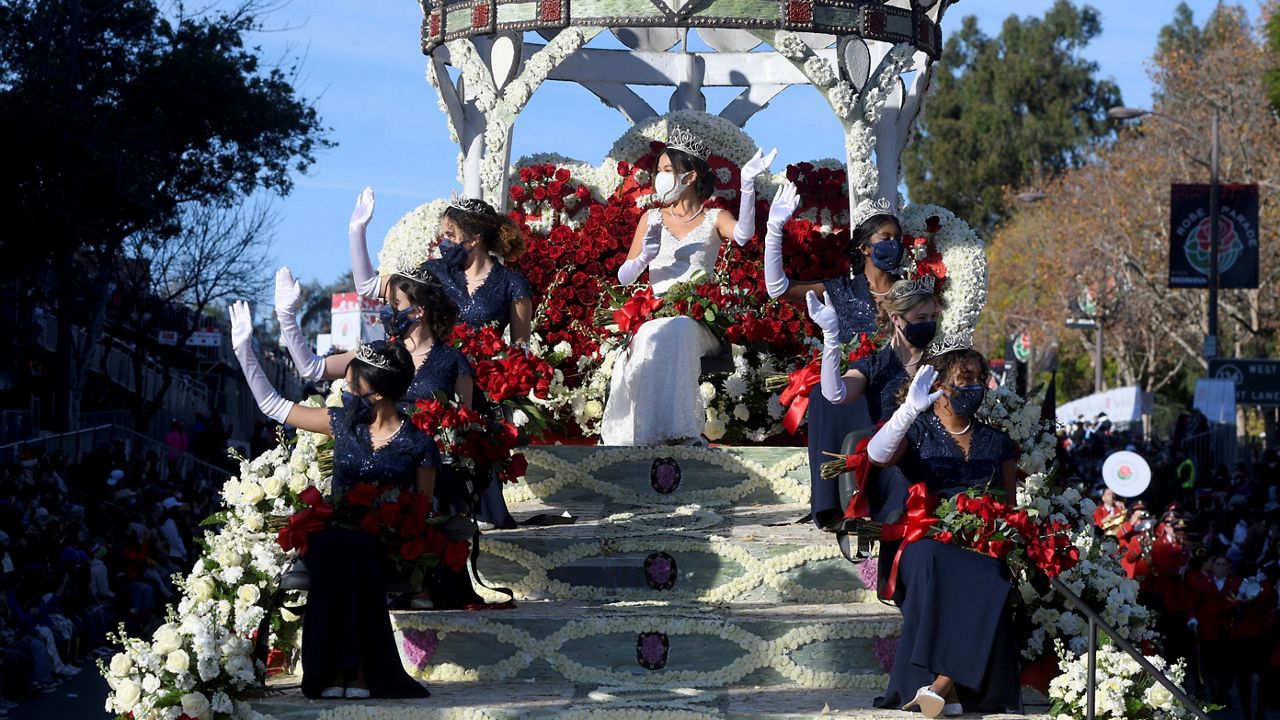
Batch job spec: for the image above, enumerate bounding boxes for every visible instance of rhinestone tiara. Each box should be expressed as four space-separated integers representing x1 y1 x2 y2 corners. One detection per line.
852 197 895 229
888 275 936 299
448 190 493 216
664 125 710 161
354 341 397 371
926 331 973 358
394 262 438 285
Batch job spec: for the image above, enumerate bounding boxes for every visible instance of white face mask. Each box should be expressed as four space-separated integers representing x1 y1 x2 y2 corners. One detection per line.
654 170 691 204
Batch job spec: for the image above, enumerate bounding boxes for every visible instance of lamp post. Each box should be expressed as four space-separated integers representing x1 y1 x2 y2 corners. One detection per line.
1108 105 1221 358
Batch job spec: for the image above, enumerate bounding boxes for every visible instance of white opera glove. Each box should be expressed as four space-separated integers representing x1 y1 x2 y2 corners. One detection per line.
274 267 325 381
348 187 380 299
229 300 295 424
867 365 944 464
732 148 778 246
617 209 664 285
806 291 846 403
764 183 800 298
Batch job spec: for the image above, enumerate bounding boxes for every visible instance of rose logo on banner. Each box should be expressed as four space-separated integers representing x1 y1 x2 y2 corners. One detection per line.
1185 214 1243 276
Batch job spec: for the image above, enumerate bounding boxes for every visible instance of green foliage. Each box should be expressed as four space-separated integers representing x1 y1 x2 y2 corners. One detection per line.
1157 2 1204 58
904 0 1122 234
1267 7 1280 111
0 0 331 269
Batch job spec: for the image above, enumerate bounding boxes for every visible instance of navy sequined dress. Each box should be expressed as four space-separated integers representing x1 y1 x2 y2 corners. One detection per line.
423 256 527 529
403 343 473 405
806 274 882 524
423 257 532 334
299 406 438 699
876 416 1023 714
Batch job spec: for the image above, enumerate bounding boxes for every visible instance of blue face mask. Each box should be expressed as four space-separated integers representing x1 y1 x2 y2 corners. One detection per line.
379 305 418 340
869 237 904 273
341 391 377 429
438 238 468 268
947 384 986 418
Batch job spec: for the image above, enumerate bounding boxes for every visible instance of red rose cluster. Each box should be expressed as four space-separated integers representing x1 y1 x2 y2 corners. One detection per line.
934 492 1080 578
411 396 525 483
275 484 469 573
449 324 552 405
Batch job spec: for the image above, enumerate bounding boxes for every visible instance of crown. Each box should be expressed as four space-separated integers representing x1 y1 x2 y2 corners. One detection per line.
926 331 973 358
354 341 397 371
888 275 936 299
664 125 710 161
448 190 493 216
852 197 895 229
394 262 439 285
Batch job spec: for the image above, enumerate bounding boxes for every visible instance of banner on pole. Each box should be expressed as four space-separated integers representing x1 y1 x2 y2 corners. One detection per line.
1169 183 1259 289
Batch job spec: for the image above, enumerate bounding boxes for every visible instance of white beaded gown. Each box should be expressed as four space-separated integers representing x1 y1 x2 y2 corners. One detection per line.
601 208 723 446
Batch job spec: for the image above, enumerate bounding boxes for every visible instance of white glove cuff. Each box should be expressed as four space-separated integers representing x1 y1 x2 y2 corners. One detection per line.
818 334 847 404
276 309 326 381
866 402 921 464
617 256 650 286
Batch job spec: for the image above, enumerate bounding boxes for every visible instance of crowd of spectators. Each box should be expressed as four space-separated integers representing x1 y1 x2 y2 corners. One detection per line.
1060 411 1280 720
0 438 225 717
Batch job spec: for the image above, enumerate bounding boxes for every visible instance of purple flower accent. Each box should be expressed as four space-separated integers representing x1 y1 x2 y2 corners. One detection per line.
401 628 439 670
644 552 678 590
874 636 898 674
857 556 879 589
649 458 681 494
636 632 669 670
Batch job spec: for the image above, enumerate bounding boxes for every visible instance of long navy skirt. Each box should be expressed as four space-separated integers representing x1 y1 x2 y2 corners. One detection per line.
806 388 872 525
475 468 516 529
301 530 429 699
875 539 1022 713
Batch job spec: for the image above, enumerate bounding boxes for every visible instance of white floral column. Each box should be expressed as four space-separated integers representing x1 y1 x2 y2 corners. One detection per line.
428 28 601 207
759 31 922 215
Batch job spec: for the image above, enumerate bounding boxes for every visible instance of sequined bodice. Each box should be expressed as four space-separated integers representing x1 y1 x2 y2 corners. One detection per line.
823 273 878 343
898 416 1018 500
851 346 909 422
327 406 441 492
424 258 532 333
649 208 722 296
403 343 473 404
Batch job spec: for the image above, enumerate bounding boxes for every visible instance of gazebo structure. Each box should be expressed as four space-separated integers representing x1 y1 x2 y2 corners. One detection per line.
417 0 960 213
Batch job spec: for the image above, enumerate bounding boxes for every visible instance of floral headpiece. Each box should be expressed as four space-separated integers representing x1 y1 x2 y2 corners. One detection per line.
354 341 396 371
448 190 493 216
852 197 895 229
888 275 936 299
665 125 710 161
927 331 973 358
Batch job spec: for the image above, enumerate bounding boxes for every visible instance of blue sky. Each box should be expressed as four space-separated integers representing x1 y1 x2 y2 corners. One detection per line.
242 0 1238 287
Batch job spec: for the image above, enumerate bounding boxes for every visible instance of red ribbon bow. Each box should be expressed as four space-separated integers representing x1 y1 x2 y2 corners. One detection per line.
840 434 876 521
613 289 663 335
878 482 939 600
276 486 333 557
779 360 822 434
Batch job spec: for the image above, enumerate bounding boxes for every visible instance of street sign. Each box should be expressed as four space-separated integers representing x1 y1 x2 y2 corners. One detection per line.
1065 318 1098 330
1169 183 1260 289
1208 358 1280 407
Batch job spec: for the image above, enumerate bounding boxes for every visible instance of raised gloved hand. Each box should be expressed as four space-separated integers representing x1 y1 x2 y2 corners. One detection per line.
807 291 847 403
349 187 380 300
732 148 779 247
618 209 665 285
274 267 326 381
229 300 294 423
867 365 943 463
740 147 778 194
763 183 800 298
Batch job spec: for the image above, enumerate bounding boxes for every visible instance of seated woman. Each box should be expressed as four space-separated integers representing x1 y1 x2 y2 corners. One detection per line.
600 127 774 446
865 348 1021 717
228 301 433 700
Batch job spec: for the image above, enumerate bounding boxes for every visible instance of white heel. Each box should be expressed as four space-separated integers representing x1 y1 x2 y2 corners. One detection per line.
901 686 946 718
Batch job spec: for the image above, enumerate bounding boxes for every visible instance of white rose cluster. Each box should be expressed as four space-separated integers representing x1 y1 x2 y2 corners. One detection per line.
1050 640 1197 719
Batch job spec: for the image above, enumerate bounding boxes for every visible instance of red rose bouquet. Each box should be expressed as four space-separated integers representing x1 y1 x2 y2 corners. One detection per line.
933 488 1080 578
411 395 527 484
449 323 554 436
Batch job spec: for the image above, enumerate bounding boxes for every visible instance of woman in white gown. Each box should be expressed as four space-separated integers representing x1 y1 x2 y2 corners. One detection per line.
601 127 775 446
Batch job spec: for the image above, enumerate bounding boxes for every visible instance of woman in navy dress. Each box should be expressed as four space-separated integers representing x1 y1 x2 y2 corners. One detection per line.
419 195 536 528
866 348 1022 717
761 187 911 528
228 301 433 700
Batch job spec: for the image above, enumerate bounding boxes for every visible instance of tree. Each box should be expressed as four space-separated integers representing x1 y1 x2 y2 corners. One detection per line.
0 0 330 429
115 202 276 428
1263 2 1280 111
903 0 1122 234
987 4 1279 439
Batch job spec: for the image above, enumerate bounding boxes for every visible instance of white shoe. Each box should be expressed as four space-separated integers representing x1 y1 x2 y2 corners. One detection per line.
902 686 947 718
319 687 344 699
943 702 963 717
476 520 495 531
56 665 81 677
408 597 435 610
344 687 371 699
